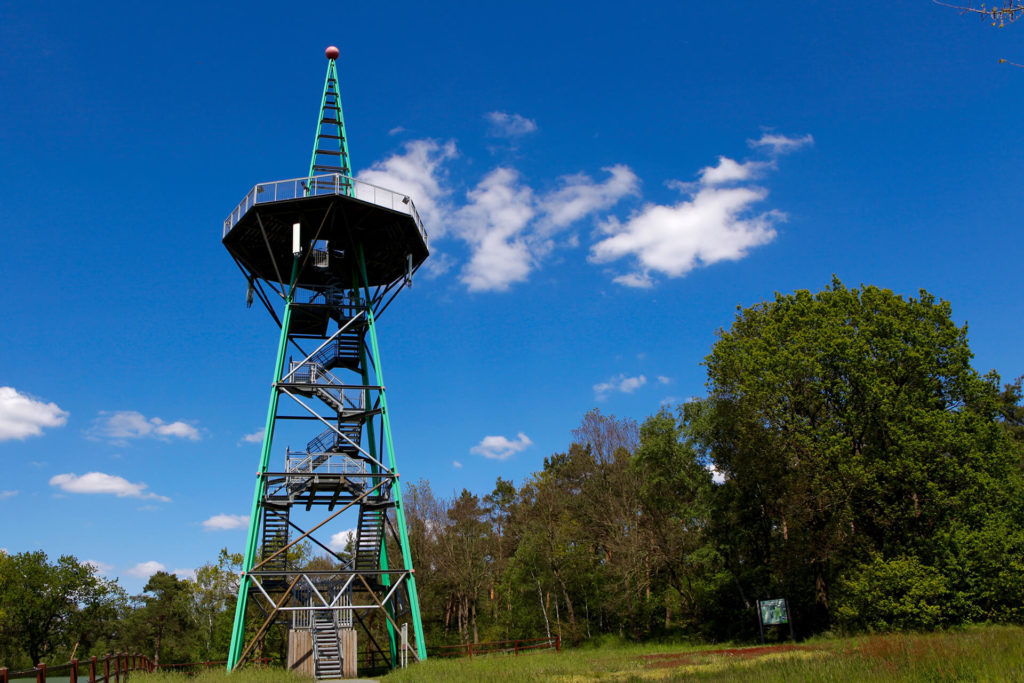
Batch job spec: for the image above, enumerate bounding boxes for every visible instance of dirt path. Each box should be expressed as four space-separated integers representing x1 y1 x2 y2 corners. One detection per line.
642 643 821 669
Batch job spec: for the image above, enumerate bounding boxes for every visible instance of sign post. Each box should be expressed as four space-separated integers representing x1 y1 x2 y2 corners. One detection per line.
756 598 795 644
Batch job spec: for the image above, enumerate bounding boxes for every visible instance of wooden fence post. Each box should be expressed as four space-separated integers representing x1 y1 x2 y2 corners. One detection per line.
103 654 109 682
514 640 519 656
35 662 45 683
0 666 8 683
89 656 96 682
556 635 561 652
70 658 78 683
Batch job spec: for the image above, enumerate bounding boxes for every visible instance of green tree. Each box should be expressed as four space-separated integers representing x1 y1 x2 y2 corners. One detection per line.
0 551 121 667
190 549 242 660
689 279 1024 632
128 571 196 666
437 490 492 643
631 409 719 634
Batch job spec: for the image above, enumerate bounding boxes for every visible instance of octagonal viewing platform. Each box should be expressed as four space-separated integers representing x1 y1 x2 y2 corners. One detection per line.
222 173 430 289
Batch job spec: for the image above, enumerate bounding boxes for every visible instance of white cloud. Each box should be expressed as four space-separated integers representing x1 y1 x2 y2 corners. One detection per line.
698 157 773 186
453 165 638 292
388 125 406 136
455 168 536 292
202 514 249 531
0 386 68 441
127 561 166 579
49 472 171 502
172 568 196 580
748 132 814 155
240 429 264 444
657 376 671 384
86 559 114 574
612 272 653 288
537 165 640 233
357 139 457 236
590 134 811 286
706 463 726 484
452 460 463 468
470 432 533 461
0 490 18 499
357 138 637 292
486 111 538 138
591 183 781 285
90 411 199 443
153 421 199 439
594 374 647 399
329 528 357 552
355 129 800 292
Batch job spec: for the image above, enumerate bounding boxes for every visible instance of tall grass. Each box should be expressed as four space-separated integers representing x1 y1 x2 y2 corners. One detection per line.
382 624 1024 681
133 625 1024 681
138 668 305 683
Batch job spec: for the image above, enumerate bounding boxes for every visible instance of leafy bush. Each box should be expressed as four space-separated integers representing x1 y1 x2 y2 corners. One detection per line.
836 555 950 632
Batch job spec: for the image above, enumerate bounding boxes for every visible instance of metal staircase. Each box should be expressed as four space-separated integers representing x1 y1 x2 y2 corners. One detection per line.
311 611 344 679
260 504 290 587
354 504 387 574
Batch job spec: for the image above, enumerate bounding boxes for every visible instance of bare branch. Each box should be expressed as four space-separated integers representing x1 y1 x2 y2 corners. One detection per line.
933 1 1024 27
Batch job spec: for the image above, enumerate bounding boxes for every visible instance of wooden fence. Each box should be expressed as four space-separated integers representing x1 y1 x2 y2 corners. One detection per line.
0 655 271 681
1 653 151 682
434 636 561 658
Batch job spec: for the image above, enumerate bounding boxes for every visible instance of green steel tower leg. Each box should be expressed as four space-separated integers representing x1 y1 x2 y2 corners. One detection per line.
227 259 300 671
359 246 428 662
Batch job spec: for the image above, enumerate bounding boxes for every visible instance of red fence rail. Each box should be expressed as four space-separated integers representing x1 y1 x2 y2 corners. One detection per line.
1 653 152 683
433 636 561 658
0 655 271 681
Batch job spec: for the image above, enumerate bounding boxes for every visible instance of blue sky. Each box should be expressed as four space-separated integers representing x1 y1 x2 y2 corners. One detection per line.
2 1 1023 594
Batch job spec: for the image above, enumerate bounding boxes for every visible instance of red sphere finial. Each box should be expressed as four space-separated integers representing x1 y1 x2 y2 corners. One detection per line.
325 46 340 60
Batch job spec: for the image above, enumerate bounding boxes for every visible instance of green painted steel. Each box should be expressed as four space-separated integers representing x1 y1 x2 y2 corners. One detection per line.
226 53 425 673
358 245 428 662
226 259 300 671
307 57 351 195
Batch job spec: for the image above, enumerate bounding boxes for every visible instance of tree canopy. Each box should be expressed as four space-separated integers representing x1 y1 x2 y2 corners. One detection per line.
689 279 1024 632
3 280 1023 667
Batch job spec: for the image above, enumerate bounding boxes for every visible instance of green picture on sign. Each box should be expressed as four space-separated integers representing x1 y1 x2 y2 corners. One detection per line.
760 598 788 625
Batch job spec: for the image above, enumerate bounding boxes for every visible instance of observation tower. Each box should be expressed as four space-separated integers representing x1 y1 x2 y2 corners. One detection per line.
222 46 427 678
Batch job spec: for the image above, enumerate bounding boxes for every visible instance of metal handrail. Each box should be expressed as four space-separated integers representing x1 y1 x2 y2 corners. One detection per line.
223 173 428 245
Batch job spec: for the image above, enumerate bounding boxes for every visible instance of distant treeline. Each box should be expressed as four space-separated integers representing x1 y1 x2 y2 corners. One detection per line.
405 280 1024 645
3 280 1022 668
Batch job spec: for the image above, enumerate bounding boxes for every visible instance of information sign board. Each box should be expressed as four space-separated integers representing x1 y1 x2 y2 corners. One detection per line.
759 598 789 625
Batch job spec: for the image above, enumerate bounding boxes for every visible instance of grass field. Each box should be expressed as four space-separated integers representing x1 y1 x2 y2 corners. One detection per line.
381 625 1024 681
136 625 1024 681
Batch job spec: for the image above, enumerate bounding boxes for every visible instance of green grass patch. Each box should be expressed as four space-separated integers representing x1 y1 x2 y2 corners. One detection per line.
138 667 306 683
132 626 1024 681
382 624 1024 681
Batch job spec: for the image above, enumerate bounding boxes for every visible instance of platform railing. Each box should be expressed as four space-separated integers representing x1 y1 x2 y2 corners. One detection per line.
223 173 427 244
286 450 367 476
